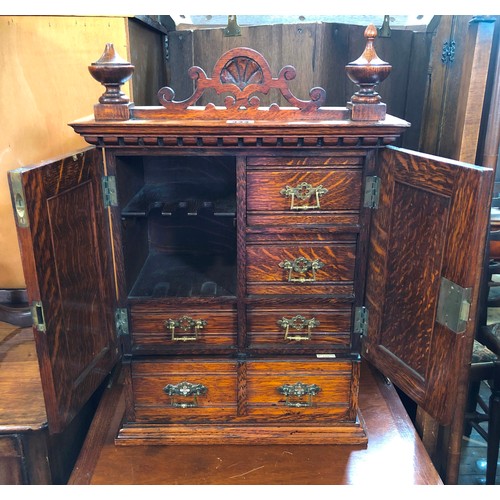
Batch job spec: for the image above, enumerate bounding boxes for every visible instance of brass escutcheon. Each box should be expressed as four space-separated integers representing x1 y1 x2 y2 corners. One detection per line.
280 181 328 210
165 315 207 341
277 382 321 407
279 256 324 283
277 315 320 341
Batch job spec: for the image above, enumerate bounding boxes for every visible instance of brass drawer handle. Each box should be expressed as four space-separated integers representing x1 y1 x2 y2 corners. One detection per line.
277 382 321 407
163 381 208 408
165 316 207 342
279 256 324 282
280 181 328 210
277 315 320 341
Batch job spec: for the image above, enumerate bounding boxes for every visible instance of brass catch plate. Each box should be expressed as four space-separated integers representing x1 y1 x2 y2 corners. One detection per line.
436 277 472 334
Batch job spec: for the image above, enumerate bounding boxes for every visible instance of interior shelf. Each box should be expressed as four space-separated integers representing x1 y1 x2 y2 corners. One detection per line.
128 252 236 298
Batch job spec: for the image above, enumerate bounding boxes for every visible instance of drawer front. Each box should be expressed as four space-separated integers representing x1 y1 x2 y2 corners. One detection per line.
246 156 363 226
246 305 352 350
245 360 358 422
0 436 24 485
246 241 356 295
131 360 238 423
130 305 237 351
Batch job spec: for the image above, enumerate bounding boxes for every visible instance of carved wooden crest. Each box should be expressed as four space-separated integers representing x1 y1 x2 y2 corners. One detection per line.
89 26 390 122
157 47 327 116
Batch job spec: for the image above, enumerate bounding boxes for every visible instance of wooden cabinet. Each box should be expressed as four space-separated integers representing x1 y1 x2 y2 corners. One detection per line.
7 27 493 458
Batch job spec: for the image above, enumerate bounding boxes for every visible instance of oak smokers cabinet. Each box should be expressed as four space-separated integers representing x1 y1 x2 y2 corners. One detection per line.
8 27 493 447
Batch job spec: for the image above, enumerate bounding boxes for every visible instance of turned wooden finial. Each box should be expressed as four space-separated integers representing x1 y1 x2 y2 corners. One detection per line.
88 43 135 120
345 24 392 120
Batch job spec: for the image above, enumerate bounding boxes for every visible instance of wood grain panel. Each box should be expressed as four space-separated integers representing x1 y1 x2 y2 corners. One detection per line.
130 306 237 351
131 360 237 422
246 305 352 350
8 148 118 433
247 169 363 213
377 181 449 378
245 359 356 421
364 146 493 425
246 240 356 296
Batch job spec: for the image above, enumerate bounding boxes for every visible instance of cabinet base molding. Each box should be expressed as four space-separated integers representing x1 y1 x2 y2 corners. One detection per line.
115 418 367 446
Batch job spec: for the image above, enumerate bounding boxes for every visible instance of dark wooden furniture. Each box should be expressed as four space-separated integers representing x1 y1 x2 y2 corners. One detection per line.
0 323 50 484
69 361 443 485
7 26 494 483
0 289 31 328
0 322 101 484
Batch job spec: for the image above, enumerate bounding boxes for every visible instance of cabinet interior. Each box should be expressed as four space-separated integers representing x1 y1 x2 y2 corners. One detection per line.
115 154 237 299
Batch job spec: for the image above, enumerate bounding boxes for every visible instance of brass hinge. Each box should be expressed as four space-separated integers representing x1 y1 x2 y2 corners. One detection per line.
364 176 380 209
102 176 118 208
9 170 30 228
436 277 472 334
31 301 46 332
354 306 369 336
115 308 129 337
223 15 241 37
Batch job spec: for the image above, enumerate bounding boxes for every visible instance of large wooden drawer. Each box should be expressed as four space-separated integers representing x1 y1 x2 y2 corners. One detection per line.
246 156 363 227
246 304 352 351
244 359 359 422
130 303 237 353
246 240 356 295
131 359 238 423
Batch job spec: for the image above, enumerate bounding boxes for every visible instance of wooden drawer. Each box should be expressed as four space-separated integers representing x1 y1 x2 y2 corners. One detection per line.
131 359 238 423
246 304 352 351
246 156 363 227
245 359 358 422
246 240 356 295
130 304 237 352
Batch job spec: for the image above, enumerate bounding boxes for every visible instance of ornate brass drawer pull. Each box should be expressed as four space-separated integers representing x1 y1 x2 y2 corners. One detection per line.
163 381 208 408
280 181 328 210
277 382 321 407
164 315 207 342
279 256 324 282
277 315 320 341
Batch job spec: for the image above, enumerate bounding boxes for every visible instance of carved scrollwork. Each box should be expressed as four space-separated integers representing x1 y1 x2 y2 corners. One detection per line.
157 47 326 113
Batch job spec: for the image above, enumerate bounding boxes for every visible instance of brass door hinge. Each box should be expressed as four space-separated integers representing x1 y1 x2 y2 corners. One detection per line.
436 277 472 334
364 176 380 209
115 308 129 337
354 306 369 336
102 176 118 208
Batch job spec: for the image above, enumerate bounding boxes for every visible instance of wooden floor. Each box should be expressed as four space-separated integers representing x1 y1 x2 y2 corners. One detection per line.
459 405 500 485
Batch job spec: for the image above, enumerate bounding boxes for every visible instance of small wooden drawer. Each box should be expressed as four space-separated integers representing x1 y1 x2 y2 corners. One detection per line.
246 241 356 295
246 156 363 227
244 359 358 422
131 359 238 423
246 304 352 350
130 304 237 352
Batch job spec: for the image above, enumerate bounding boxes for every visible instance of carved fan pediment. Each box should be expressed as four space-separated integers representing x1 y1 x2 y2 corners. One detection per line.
157 47 326 114
220 56 265 90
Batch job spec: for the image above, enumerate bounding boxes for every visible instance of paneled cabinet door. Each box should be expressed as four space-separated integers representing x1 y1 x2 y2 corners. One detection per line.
363 146 493 425
8 147 118 434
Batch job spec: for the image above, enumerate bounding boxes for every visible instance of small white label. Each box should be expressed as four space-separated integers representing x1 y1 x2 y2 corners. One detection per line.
316 353 336 359
226 119 255 124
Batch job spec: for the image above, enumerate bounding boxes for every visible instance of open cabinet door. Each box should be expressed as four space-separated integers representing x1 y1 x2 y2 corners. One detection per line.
8 147 119 434
363 146 493 426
